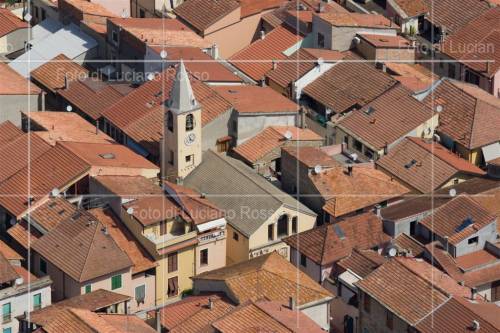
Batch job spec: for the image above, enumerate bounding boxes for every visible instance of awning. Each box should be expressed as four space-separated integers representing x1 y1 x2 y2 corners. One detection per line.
482 142 500 162
197 217 226 232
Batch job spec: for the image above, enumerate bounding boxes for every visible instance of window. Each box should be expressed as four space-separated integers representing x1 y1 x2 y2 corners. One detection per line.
300 253 307 267
363 293 371 313
233 231 239 241
232 120 237 132
277 215 288 237
135 285 145 304
33 294 42 310
186 114 194 131
186 155 194 166
41 8 46 20
39 258 47 274
465 70 480 85
111 274 122 290
84 284 92 294
353 139 363 152
448 63 456 78
169 150 174 165
386 310 394 330
268 224 274 241
200 249 208 266
317 32 325 48
168 252 178 273
167 277 178 297
139 9 146 18
111 30 118 44
167 111 173 132
291 217 298 234
2 303 11 323
468 236 479 245
3 328 11 333
160 221 168 235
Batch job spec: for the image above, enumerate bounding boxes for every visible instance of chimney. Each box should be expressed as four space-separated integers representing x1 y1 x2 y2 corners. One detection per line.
260 77 266 87
471 287 477 300
96 120 99 135
299 106 306 129
208 297 214 310
64 74 69 90
374 204 382 217
288 296 296 310
318 2 325 13
272 60 278 70
471 320 480 332
347 165 353 176
260 30 266 40
486 60 490 73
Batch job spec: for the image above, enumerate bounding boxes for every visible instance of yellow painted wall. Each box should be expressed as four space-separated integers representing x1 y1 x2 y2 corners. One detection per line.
225 224 250 265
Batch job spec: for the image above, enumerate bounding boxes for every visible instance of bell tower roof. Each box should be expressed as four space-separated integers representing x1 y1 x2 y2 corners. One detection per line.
167 59 200 114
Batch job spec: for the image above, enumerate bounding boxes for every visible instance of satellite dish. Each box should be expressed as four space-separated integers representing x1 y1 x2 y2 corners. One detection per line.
51 188 60 197
146 73 155 81
436 105 443 113
388 247 397 257
126 207 134 215
284 131 292 140
317 57 324 66
160 50 168 59
66 105 73 112
314 165 322 174
350 153 358 162
449 188 457 197
15 277 24 286
121 9 127 18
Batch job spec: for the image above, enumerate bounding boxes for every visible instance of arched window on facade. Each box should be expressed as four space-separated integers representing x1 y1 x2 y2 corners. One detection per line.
186 114 194 131
277 214 289 237
167 111 173 132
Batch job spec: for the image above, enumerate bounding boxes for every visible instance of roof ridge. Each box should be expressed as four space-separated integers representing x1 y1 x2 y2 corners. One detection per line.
77 215 104 282
250 301 295 332
262 266 330 297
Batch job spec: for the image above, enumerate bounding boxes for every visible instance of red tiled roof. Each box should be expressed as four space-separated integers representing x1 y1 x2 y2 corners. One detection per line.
233 126 322 164
0 121 23 145
423 0 491 38
58 78 126 121
212 85 299 113
316 11 394 28
337 248 387 278
358 33 413 48
440 7 500 77
0 239 23 261
151 47 242 83
0 63 41 95
0 8 28 37
393 233 425 257
174 0 240 32
337 84 435 150
7 220 43 250
376 137 485 193
0 144 90 218
239 0 286 18
284 212 390 265
385 62 437 92
28 197 78 232
30 54 89 93
32 209 132 282
0 252 19 284
302 54 397 114
229 26 302 81
281 145 340 169
423 79 500 149
309 165 409 217
419 195 496 245
388 0 428 18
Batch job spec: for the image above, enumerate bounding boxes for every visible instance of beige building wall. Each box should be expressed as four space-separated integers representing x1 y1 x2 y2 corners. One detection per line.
225 224 250 265
195 234 226 275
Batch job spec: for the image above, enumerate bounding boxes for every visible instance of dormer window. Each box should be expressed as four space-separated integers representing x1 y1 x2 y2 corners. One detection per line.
186 114 194 131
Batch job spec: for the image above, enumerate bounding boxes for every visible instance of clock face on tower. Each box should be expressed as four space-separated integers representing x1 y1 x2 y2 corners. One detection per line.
185 133 196 146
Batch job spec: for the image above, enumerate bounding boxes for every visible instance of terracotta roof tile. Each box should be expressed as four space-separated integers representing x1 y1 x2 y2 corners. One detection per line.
23 111 115 145
337 248 387 278
310 165 409 217
62 0 117 17
58 78 126 121
213 85 299 113
376 137 485 193
0 239 23 261
337 84 435 150
93 175 162 199
89 207 156 274
385 62 437 92
423 0 491 38
0 121 23 145
0 63 41 95
419 195 496 245
239 0 287 18
423 79 500 149
417 296 500 333
229 26 302 81
32 209 132 282
303 54 397 114
7 220 43 250
284 212 390 265
358 33 413 48
30 54 89 93
193 252 332 306
388 0 428 18
28 197 78 232
282 145 339 169
316 11 394 28
0 8 28 37
233 126 322 164
393 233 425 257
0 144 90 218
174 0 240 32
356 258 451 325
0 252 19 284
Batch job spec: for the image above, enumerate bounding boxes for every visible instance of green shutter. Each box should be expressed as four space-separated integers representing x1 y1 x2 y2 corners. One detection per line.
84 284 92 294
33 294 41 307
111 275 122 290
3 328 12 333
2 303 11 322
135 285 145 303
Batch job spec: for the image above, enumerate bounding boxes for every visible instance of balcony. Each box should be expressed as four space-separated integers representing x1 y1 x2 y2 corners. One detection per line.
144 230 197 254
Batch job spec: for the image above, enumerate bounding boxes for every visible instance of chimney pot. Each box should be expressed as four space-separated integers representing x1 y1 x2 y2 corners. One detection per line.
208 297 214 310
471 287 477 300
288 296 296 310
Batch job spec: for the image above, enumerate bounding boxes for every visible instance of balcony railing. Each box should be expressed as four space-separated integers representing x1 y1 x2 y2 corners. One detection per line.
144 230 197 252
